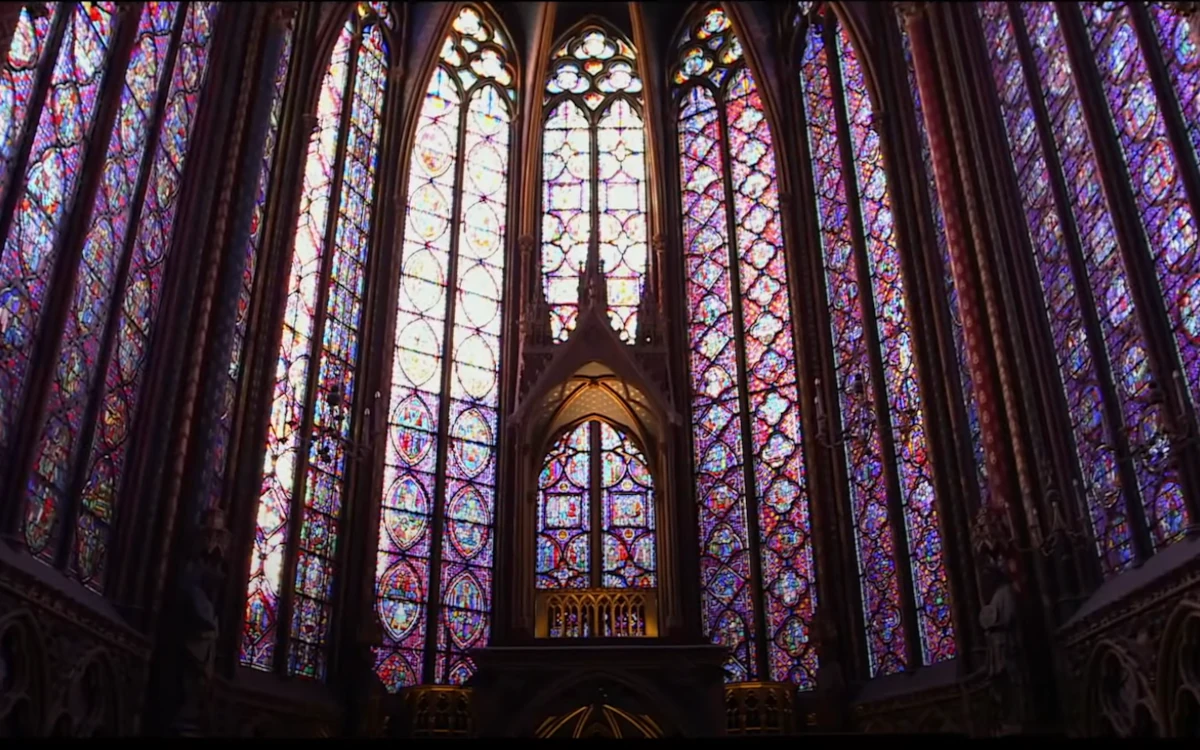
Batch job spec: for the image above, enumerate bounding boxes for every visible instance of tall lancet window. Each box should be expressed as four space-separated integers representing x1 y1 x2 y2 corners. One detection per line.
0 2 219 591
240 2 391 680
536 420 657 592
541 24 648 343
372 5 514 691
798 6 954 676
673 5 818 687
979 1 1198 575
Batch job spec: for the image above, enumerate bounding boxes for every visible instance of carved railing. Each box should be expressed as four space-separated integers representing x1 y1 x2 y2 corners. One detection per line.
725 682 796 735
535 588 658 638
400 686 473 738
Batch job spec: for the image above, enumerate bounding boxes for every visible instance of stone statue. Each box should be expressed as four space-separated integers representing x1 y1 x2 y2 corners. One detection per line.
173 508 230 735
811 609 847 730
978 559 1026 735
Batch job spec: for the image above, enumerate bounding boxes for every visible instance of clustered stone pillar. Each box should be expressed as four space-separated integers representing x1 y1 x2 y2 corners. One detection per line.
897 1 1043 732
896 3 1024 587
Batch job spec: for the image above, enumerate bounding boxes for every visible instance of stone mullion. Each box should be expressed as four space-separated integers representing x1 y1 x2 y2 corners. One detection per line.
925 2 1035 589
933 2 1069 724
118 2 261 620
334 8 406 699
218 1 321 671
882 2 981 670
780 13 862 684
139 5 271 732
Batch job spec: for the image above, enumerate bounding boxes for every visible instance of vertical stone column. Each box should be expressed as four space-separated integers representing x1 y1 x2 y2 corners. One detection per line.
142 3 285 735
896 2 1025 587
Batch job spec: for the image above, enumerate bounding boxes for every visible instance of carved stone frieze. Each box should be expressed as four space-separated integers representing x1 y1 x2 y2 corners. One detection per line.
0 556 151 736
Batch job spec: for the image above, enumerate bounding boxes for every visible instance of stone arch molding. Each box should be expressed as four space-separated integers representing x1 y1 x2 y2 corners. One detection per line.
44 647 121 738
0 609 49 736
1083 638 1165 737
1157 597 1200 736
506 667 684 737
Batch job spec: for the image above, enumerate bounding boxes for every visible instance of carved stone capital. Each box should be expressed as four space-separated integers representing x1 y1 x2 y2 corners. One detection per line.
301 111 320 135
518 234 536 256
893 1 929 23
267 2 299 30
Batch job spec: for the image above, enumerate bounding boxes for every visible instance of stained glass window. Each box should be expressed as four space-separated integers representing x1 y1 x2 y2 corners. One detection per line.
203 24 294 517
372 5 513 692
978 1 1196 575
1 2 118 478
0 3 58 203
541 24 647 343
674 5 818 687
797 6 954 678
240 3 389 680
536 420 656 590
0 1 219 592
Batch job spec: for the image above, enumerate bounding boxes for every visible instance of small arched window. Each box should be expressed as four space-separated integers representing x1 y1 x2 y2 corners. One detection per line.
241 2 391 680
540 23 648 343
0 2 220 591
536 419 656 590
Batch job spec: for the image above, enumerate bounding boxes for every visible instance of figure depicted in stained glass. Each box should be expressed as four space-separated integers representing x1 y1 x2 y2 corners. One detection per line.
675 5 818 688
0 1 218 593
373 5 514 692
541 24 648 343
536 419 656 590
979 1 1195 576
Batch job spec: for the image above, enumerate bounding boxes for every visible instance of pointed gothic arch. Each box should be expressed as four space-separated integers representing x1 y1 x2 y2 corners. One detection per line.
370 1 518 692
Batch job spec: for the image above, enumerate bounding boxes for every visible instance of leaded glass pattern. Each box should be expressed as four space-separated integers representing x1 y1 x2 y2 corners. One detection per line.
241 3 389 680
541 24 647 343
3 0 218 593
535 419 656 589
0 3 58 202
537 422 592 589
1080 1 1194 545
798 9 954 677
1 2 117 483
373 5 512 691
675 5 817 687
27 0 182 580
977 1 1195 574
242 23 352 674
